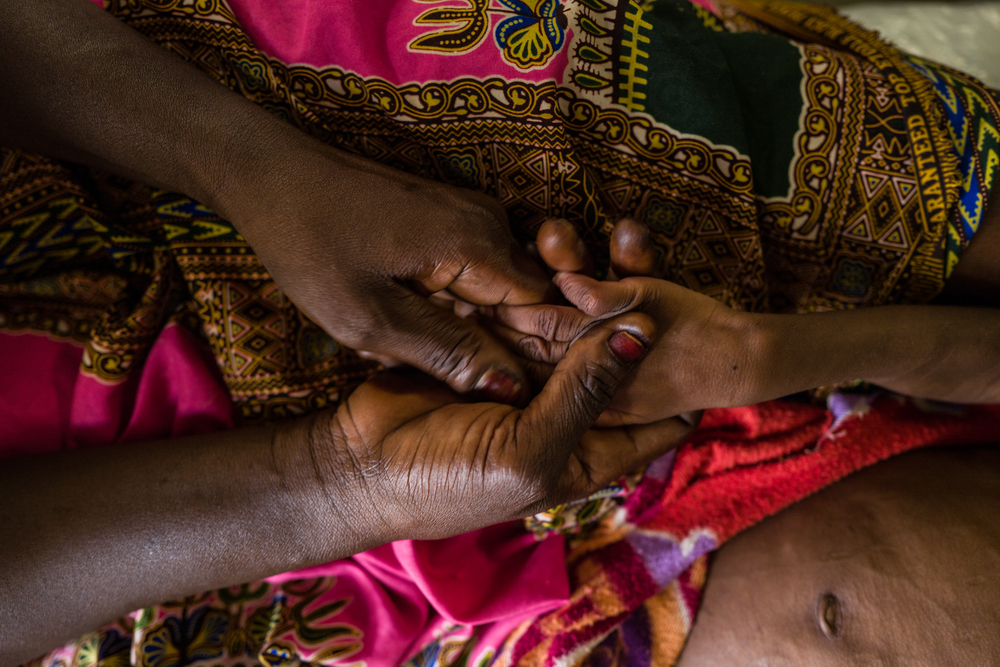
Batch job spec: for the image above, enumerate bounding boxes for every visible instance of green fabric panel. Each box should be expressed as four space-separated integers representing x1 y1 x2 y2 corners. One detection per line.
709 31 805 198
626 1 805 198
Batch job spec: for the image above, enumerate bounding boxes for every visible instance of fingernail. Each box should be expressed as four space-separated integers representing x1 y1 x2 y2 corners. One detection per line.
608 331 647 364
475 369 523 403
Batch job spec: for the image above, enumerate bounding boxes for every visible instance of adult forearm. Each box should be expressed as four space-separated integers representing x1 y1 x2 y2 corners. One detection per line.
0 414 384 667
0 0 289 209
0 0 554 401
753 305 1000 403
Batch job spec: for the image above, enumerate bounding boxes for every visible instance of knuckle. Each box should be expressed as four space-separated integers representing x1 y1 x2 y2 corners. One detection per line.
468 195 508 224
516 335 542 361
577 290 603 315
449 193 507 232
575 361 620 418
423 323 482 382
516 335 549 363
343 309 395 350
532 307 559 341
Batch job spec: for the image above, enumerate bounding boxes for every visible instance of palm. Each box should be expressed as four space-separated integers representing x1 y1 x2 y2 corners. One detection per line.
322 316 695 542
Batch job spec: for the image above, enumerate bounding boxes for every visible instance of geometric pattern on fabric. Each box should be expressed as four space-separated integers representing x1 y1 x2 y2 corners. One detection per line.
102 0 982 314
717 0 994 308
906 57 1000 278
151 190 378 422
3 0 996 409
3 0 995 415
5 3 1000 664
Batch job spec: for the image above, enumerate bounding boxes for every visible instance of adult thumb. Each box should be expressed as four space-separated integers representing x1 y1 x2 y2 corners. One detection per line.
518 312 657 463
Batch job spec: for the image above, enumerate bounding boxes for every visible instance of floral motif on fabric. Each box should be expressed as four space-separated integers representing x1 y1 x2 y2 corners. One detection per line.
7 2 1000 666
31 580 365 667
409 0 569 71
525 467 643 538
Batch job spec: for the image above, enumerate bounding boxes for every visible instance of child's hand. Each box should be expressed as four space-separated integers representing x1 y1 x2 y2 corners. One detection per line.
490 219 760 425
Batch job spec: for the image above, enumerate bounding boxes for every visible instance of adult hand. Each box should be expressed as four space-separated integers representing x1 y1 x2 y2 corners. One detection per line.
213 137 552 404
0 0 552 405
309 312 696 540
544 273 753 425
480 217 662 389
0 307 695 666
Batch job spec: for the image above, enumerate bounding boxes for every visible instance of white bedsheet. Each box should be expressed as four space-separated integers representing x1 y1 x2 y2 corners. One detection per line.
836 1 1000 88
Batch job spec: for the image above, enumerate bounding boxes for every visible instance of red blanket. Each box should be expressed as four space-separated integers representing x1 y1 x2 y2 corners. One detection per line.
499 395 1000 666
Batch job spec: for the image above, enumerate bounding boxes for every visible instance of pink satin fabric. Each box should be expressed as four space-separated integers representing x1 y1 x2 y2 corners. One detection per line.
0 325 235 456
224 1 571 84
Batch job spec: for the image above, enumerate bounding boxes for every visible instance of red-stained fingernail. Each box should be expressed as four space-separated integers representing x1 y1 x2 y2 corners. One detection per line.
608 331 647 364
475 369 523 403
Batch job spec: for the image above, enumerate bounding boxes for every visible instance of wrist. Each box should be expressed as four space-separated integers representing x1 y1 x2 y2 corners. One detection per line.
742 311 890 402
270 409 399 562
196 117 373 252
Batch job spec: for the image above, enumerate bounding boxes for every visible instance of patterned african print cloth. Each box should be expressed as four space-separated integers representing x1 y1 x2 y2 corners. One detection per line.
3 0 1000 665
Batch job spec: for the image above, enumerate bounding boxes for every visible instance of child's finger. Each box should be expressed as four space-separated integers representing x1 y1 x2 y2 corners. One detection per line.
536 218 596 276
484 318 573 366
553 273 647 317
470 321 557 396
609 218 658 279
490 303 595 343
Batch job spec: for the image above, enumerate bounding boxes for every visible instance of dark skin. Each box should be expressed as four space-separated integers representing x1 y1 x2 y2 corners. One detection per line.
511 206 1000 664
3 0 998 663
0 0 552 404
0 201 698 664
0 314 696 666
672 197 1000 664
676 445 1000 665
489 188 1000 425
505 214 1000 664
0 2 704 660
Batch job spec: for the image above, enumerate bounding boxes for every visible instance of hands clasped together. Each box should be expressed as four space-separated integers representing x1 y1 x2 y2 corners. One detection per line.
216 137 703 538
300 197 1000 545
7 3 1000 660
296 210 704 541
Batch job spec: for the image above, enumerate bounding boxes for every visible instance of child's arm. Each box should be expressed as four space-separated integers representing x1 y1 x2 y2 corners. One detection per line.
491 220 1000 425
555 273 1000 422
758 304 1000 406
